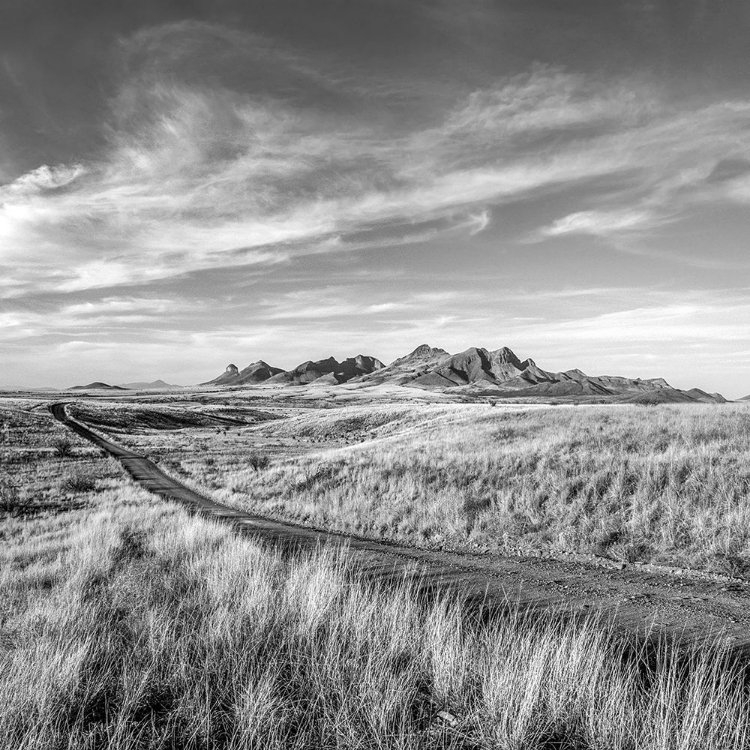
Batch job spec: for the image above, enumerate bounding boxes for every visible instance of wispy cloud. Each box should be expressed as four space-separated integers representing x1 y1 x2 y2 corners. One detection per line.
4 20 750 383
0 50 701 299
534 209 660 239
255 287 467 321
431 66 656 150
0 296 199 343
2 163 86 194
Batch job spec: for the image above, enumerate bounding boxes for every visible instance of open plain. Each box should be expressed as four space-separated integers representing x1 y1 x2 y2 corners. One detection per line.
2 387 750 747
60 385 750 574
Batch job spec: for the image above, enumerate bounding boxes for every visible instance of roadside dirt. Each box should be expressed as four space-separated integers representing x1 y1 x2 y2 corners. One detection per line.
51 402 750 654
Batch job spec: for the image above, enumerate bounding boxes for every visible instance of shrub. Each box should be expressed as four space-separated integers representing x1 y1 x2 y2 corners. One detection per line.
61 472 96 494
52 437 74 458
0 479 20 513
248 452 270 472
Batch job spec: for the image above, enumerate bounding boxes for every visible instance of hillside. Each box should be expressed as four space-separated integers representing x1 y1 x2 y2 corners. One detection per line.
69 382 128 391
199 344 725 403
119 380 181 390
204 355 384 387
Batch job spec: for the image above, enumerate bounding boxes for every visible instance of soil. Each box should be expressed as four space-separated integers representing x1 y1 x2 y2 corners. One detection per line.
51 402 750 655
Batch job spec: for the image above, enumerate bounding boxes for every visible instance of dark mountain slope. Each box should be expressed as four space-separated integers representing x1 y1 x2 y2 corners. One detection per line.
354 344 449 385
69 382 127 391
269 355 384 385
266 357 340 385
234 361 284 385
202 361 283 386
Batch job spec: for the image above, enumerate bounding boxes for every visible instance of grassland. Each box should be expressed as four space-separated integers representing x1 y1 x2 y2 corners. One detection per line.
3 399 750 749
73 398 750 578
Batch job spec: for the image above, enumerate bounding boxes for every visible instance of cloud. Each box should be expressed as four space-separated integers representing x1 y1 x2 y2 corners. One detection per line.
2 163 86 194
437 66 656 146
465 209 490 235
536 209 658 238
3 29 750 302
0 296 199 343
255 287 467 321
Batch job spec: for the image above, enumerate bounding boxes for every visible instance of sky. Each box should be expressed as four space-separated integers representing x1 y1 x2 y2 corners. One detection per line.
2 0 750 395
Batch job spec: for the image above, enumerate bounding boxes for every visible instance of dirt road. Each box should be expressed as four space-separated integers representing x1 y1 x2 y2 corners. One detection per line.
51 402 750 653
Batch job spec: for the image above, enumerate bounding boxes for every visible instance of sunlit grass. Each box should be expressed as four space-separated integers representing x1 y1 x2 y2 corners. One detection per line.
116 401 750 576
2 479 749 749
2 398 750 748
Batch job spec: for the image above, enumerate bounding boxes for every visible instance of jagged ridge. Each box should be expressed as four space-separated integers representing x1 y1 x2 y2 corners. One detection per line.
199 344 726 403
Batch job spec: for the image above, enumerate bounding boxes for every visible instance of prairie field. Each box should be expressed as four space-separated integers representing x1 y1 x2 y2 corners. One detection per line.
73 397 750 578
2 399 750 749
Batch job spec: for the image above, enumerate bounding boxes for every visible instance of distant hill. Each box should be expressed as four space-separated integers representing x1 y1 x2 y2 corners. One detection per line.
119 380 181 390
268 355 384 385
203 355 383 387
199 344 726 403
354 344 708 400
233 361 284 385
201 361 284 386
0 386 58 392
354 344 449 386
202 364 242 386
69 382 128 391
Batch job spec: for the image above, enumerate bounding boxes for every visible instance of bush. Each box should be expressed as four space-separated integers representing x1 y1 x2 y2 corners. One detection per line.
0 479 20 513
61 472 96 494
52 437 74 458
248 452 270 472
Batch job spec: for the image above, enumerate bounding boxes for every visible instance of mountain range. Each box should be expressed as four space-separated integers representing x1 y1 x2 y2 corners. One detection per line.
118 380 182 390
67 380 182 391
202 344 728 403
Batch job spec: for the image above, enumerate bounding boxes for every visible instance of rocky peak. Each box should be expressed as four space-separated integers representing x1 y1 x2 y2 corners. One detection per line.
408 344 449 359
489 347 522 367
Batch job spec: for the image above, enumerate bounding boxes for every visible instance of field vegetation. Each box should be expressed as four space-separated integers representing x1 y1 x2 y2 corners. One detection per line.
0 400 114 518
2 399 750 748
78 399 750 577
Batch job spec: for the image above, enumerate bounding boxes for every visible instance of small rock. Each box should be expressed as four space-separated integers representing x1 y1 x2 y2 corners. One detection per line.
436 710 457 727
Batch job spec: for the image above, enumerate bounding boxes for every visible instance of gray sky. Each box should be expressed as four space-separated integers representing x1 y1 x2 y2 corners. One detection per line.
2 0 750 394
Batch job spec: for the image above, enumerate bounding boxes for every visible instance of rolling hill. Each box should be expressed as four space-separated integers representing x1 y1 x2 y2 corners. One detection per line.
69 382 128 391
119 380 182 390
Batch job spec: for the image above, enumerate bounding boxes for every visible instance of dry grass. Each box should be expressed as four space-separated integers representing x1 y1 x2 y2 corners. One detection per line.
0 401 116 518
2 477 749 749
114 400 750 577
2 397 750 748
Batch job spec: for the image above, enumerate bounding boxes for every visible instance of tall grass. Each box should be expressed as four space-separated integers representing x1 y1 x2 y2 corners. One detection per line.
152 402 750 576
1 479 749 749
3 399 750 748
